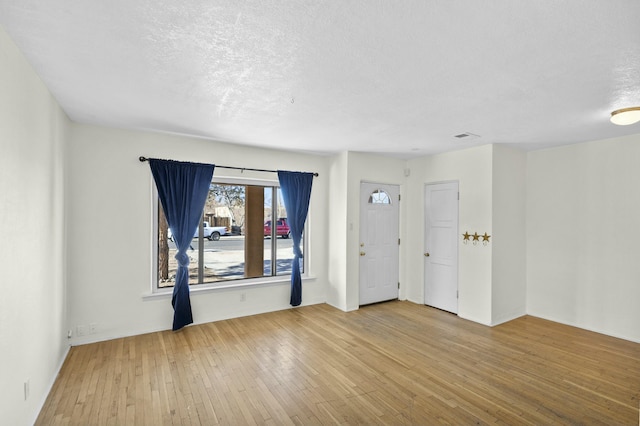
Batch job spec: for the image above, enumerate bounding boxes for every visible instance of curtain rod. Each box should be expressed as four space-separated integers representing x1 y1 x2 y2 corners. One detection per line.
138 156 319 177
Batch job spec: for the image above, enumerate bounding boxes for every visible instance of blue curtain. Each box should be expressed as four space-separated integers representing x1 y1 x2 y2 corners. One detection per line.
149 159 214 330
277 171 313 306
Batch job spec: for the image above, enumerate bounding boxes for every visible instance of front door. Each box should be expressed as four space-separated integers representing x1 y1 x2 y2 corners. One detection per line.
359 182 400 305
424 181 459 314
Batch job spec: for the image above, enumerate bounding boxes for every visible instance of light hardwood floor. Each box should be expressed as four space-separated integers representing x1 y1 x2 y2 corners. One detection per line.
37 301 640 425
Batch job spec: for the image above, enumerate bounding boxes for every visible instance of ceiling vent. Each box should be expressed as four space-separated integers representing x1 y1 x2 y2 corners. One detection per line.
454 132 481 140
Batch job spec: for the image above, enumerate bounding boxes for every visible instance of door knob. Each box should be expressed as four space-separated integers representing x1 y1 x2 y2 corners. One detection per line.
424 252 430 257
360 251 366 256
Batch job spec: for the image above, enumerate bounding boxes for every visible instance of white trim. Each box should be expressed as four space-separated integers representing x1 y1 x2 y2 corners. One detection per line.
151 181 159 288
526 313 640 344
144 275 317 300
424 180 459 314
31 344 71 426
150 176 312 294
211 174 278 187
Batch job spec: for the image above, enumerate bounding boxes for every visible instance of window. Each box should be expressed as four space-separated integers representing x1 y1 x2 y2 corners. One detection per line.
368 189 391 204
156 178 305 289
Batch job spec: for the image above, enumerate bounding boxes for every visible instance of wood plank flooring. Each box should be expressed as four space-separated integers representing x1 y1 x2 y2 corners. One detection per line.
37 301 640 425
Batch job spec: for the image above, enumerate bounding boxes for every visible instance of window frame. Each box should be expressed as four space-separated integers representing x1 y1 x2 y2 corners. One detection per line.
150 175 311 295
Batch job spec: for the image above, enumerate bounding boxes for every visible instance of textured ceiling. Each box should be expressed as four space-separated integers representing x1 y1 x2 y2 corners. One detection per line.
1 1 640 158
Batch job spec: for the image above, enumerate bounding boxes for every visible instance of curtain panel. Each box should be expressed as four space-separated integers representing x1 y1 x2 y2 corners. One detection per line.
277 171 313 306
149 159 215 330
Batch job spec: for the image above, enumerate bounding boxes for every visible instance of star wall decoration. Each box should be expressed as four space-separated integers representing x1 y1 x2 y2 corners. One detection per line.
463 231 491 246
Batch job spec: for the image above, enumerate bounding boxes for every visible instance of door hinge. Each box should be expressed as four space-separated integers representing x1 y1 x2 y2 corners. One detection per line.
457 290 459 298
457 192 460 200
398 238 401 245
398 194 401 201
398 282 400 289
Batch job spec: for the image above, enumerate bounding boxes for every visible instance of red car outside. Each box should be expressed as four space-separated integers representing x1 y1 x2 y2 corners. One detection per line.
264 218 290 239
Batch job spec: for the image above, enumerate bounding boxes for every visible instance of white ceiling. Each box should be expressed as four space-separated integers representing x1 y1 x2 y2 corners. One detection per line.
2 1 640 158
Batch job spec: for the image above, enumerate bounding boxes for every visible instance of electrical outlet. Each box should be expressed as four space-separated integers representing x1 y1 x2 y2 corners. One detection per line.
76 325 87 337
24 379 30 401
240 292 246 302
89 323 97 334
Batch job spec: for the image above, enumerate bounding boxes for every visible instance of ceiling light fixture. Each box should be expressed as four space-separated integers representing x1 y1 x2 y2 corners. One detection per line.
610 107 640 125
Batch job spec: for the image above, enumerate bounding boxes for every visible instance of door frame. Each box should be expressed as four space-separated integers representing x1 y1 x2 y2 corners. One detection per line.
359 181 400 306
424 180 459 314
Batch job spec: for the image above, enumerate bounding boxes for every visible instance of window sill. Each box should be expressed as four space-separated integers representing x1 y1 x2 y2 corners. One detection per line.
142 275 316 300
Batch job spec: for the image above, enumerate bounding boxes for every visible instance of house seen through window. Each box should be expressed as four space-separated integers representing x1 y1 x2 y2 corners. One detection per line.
157 180 304 288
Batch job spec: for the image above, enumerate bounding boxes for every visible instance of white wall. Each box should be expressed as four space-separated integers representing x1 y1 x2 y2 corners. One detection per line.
491 145 527 325
66 123 330 345
405 145 494 325
326 151 349 310
0 28 69 425
527 136 640 342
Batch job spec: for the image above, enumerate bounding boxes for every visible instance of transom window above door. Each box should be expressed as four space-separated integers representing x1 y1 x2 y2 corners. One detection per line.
368 189 391 204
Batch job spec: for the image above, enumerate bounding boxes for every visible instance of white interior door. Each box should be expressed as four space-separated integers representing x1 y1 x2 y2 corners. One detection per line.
359 182 400 305
424 181 459 314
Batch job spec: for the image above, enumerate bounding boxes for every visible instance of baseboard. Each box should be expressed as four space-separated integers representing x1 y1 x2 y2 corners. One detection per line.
527 312 640 344
70 298 330 346
406 297 424 305
491 311 526 327
31 344 71 425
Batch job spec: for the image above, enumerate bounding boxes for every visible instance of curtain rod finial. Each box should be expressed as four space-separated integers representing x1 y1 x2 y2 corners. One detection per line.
139 156 148 162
